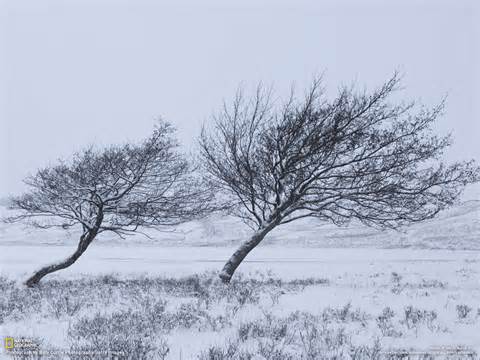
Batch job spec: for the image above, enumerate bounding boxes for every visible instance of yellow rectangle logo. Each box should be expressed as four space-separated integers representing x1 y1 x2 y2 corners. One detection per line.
4 338 14 349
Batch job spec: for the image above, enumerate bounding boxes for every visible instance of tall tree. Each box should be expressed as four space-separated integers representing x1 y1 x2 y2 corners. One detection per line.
199 74 480 283
8 121 212 286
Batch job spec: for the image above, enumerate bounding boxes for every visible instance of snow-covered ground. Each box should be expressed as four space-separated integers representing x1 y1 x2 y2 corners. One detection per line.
1 201 479 359
1 200 480 249
0 245 478 282
1 246 479 358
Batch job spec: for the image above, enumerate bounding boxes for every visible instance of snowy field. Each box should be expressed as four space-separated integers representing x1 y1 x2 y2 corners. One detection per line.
1 202 479 359
1 200 479 250
1 247 479 359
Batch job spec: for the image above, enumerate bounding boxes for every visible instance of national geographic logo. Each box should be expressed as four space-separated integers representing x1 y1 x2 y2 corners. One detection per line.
2 337 126 358
3 337 40 352
4 337 14 350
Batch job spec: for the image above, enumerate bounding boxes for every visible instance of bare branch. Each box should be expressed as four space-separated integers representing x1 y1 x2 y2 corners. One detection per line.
199 73 480 282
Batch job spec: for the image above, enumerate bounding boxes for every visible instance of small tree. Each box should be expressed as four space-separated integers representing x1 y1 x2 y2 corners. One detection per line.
8 121 212 286
199 74 479 283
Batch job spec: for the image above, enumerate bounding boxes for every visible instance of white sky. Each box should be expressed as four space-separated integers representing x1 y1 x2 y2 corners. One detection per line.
0 0 479 197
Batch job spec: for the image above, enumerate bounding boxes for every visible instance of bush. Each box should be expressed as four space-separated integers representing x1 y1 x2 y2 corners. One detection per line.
390 272 404 294
47 294 85 319
197 341 244 360
376 307 402 337
456 304 472 320
402 306 438 332
321 303 370 326
349 339 382 360
68 311 169 360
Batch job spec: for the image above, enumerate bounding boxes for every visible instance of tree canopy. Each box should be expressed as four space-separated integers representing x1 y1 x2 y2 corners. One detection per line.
199 74 479 282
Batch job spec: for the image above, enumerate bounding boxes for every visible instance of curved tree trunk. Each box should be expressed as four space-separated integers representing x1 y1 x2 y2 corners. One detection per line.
219 222 277 283
25 230 97 287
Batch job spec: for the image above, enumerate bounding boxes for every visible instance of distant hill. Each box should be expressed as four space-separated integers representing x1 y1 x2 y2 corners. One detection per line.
0 201 479 249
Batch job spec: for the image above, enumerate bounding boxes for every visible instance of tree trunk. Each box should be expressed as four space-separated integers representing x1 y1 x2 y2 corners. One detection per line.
25 230 96 287
219 222 277 283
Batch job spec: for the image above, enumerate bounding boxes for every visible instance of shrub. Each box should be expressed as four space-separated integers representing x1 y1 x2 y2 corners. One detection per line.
376 307 402 337
321 303 370 326
197 341 242 360
47 294 85 319
68 311 169 360
456 304 472 320
349 339 382 360
391 272 404 294
402 306 438 332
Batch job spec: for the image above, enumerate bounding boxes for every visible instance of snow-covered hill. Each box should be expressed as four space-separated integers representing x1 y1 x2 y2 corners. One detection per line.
0 201 479 249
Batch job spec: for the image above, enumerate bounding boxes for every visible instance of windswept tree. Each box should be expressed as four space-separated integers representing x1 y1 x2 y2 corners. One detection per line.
8 121 212 286
200 73 480 283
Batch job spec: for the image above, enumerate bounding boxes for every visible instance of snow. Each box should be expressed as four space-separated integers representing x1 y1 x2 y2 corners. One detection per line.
1 245 479 358
1 245 478 282
1 201 479 358
1 200 479 249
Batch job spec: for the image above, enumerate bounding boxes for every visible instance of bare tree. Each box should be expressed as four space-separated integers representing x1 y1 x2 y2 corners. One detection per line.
7 121 212 286
199 73 480 283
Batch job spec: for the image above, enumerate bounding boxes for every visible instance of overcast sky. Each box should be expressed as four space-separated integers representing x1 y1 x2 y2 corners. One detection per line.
1 0 479 198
